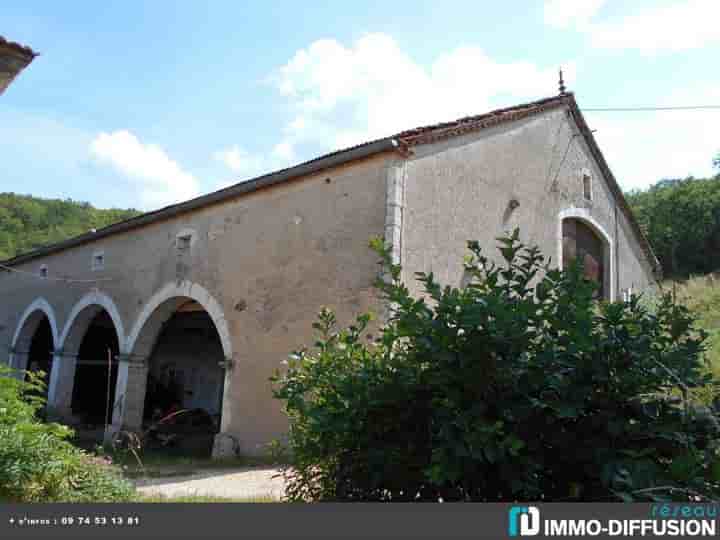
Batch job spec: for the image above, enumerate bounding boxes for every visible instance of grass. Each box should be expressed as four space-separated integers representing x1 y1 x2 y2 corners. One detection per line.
661 273 720 403
80 435 289 479
135 494 276 503
107 448 286 479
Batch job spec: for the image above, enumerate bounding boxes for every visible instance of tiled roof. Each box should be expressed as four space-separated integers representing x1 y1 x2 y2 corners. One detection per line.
394 94 567 146
0 92 661 276
386 93 661 275
0 35 37 58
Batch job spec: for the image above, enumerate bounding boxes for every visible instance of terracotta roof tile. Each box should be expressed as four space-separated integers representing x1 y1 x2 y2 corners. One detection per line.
394 94 568 146
0 35 37 58
1 92 660 275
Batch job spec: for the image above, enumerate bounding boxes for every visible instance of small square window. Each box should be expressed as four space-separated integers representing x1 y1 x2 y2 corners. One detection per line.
582 173 592 201
177 235 192 251
92 250 105 271
39 265 48 279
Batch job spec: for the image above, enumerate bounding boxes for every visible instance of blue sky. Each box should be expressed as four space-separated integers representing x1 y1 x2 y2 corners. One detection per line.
2 0 719 211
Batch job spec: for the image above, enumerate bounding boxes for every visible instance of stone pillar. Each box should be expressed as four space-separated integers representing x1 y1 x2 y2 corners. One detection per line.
105 354 147 444
46 351 77 421
212 356 237 458
213 432 241 458
9 349 29 378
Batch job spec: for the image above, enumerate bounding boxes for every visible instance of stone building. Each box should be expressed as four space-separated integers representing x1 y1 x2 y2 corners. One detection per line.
0 36 36 95
0 91 660 457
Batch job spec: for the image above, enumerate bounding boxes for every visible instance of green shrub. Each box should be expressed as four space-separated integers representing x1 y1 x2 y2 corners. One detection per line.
0 366 134 502
272 230 720 502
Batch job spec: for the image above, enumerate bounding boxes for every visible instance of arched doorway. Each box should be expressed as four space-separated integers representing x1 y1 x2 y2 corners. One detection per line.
561 216 611 300
59 292 125 437
117 282 232 457
25 316 54 392
69 309 120 426
11 299 59 396
142 300 226 455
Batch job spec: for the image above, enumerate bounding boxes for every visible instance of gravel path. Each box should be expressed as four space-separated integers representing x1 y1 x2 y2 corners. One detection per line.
134 467 286 500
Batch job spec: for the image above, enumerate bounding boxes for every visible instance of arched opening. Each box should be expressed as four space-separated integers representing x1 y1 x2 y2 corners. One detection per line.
562 217 609 300
140 299 226 456
67 309 120 428
11 300 58 398
25 316 54 394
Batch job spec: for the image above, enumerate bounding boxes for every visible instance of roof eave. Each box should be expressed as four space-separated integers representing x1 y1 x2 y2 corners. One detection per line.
1 137 400 267
563 94 663 278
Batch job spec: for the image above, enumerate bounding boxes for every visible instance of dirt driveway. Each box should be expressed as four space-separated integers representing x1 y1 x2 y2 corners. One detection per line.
133 466 286 501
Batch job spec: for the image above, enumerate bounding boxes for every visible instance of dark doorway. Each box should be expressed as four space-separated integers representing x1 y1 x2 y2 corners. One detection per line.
70 310 119 426
25 316 54 397
562 218 606 299
143 301 225 456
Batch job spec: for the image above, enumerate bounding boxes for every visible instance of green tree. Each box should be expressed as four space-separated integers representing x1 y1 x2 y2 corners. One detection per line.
626 176 720 277
0 193 140 261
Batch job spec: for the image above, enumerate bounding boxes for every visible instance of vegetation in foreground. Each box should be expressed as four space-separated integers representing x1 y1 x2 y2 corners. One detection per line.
273 230 720 502
0 366 134 502
666 274 720 388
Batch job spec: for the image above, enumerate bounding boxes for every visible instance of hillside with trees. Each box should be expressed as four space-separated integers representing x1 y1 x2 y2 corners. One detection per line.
0 193 140 261
625 156 720 278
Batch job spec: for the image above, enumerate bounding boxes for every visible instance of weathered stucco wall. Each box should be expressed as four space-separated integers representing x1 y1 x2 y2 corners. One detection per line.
400 106 656 299
0 152 392 455
0 103 658 458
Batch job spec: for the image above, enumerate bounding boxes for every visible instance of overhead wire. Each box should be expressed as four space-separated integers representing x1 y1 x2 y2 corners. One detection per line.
581 105 720 112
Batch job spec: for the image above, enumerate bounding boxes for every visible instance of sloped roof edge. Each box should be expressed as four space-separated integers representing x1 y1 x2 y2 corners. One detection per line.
0 36 38 58
562 94 662 277
1 138 399 267
1 93 660 277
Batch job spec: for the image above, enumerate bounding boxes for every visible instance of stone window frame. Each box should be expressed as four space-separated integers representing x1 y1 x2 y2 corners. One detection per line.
557 207 615 301
581 168 593 202
175 228 197 254
91 249 105 271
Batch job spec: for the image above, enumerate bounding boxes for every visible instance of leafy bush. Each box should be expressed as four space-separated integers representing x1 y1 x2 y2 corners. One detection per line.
0 366 135 502
272 230 720 502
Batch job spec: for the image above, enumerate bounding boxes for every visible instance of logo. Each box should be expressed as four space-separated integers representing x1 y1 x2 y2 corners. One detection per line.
508 506 540 536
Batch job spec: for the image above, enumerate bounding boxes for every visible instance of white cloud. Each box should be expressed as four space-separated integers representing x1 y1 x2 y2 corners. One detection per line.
545 0 720 53
214 145 264 175
273 33 574 153
586 87 720 190
544 0 606 29
213 32 717 195
90 130 199 209
272 141 295 162
213 142 296 182
588 0 720 52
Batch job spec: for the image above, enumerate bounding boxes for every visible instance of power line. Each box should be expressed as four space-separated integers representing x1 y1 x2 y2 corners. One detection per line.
0 262 113 283
582 105 720 112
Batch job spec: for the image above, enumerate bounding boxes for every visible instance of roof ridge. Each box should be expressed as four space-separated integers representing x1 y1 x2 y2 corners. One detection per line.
0 92 660 276
394 94 570 144
0 35 38 57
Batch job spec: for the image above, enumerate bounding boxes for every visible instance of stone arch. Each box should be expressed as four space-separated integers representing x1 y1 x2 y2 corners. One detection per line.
112 281 233 443
10 298 59 371
12 297 60 351
59 290 126 354
126 280 232 360
557 207 615 301
50 290 125 427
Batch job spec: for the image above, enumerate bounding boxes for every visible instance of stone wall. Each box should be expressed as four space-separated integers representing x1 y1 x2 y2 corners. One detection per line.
0 103 659 457
400 106 657 299
0 152 393 456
